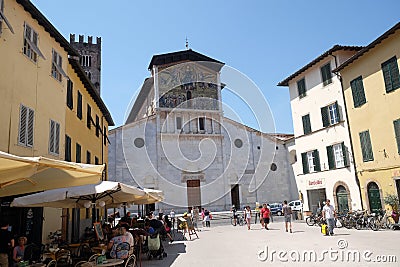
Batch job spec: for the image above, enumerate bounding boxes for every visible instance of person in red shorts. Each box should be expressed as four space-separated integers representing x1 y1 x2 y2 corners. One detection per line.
260 203 270 230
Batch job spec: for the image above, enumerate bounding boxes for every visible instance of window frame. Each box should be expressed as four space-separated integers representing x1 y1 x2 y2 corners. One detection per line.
321 102 340 127
23 23 44 63
51 49 66 82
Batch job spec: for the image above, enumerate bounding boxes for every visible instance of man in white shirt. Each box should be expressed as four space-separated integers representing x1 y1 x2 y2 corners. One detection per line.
170 209 176 230
322 199 336 236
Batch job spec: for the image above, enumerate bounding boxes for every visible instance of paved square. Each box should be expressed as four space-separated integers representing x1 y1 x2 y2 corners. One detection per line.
139 217 399 267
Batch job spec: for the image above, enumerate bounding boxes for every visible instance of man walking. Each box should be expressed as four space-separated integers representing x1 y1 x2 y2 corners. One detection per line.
282 200 292 233
0 220 14 267
260 203 270 230
322 199 336 236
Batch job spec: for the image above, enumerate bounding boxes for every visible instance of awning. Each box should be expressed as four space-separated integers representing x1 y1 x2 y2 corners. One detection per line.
0 151 104 197
10 181 163 208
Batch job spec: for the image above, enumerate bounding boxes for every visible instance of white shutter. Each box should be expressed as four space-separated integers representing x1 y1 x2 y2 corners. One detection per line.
18 105 27 145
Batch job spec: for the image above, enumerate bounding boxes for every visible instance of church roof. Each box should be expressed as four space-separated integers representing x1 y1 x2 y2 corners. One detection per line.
148 49 224 70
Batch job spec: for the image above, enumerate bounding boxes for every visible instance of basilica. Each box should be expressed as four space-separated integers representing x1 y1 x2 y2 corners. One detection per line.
108 49 297 213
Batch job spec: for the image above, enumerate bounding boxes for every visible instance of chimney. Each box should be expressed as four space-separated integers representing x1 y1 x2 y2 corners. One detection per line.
79 35 84 43
88 36 93 44
70 34 75 43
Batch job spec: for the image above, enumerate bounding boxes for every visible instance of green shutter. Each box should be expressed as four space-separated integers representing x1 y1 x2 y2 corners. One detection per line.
350 76 366 108
321 63 332 86
301 152 309 174
341 142 349 167
382 57 400 93
321 106 329 127
394 119 400 155
302 114 311 135
326 145 335 169
297 78 306 98
359 131 374 162
313 150 321 172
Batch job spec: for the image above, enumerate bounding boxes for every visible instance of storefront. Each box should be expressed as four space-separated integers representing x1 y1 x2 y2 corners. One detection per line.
306 178 326 214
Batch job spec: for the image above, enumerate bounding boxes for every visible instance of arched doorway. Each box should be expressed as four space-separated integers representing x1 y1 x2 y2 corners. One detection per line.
367 182 382 213
336 185 349 213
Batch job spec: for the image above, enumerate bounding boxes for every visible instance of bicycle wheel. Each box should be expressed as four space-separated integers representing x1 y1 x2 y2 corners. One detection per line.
386 217 395 229
306 216 315 226
369 217 378 231
239 217 245 226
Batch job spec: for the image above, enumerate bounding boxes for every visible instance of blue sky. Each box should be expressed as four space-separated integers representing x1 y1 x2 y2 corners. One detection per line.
32 0 400 133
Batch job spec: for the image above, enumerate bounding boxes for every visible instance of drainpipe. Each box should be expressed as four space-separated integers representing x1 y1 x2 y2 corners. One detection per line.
331 53 364 210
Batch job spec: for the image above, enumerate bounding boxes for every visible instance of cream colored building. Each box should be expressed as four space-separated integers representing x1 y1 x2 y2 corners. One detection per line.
334 22 400 212
0 0 113 243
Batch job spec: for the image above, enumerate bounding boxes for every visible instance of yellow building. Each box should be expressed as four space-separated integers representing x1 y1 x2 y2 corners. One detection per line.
0 0 114 243
334 22 400 212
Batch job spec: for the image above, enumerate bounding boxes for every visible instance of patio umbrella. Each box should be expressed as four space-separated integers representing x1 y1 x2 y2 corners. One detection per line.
0 151 104 197
10 181 149 209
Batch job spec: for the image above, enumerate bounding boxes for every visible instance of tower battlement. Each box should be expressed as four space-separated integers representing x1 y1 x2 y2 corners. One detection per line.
70 34 101 45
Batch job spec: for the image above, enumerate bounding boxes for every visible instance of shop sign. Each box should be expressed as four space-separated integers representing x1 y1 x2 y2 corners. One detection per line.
306 178 325 189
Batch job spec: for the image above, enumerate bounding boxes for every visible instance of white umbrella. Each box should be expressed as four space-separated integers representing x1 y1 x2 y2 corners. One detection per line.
10 181 149 208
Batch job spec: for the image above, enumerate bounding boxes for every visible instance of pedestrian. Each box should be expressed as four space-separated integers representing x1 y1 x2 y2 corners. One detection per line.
169 209 176 230
254 202 260 224
13 236 27 267
192 206 200 231
282 200 292 233
204 209 211 227
260 203 270 230
0 220 14 267
201 208 205 227
322 199 336 236
231 205 238 226
244 206 252 230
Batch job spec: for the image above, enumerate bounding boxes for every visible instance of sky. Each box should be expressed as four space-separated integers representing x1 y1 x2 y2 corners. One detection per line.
31 0 400 133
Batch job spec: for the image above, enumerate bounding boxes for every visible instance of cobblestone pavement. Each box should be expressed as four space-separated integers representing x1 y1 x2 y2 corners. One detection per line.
138 217 400 267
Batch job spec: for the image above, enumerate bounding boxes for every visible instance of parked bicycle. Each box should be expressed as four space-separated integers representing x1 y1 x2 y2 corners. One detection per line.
231 214 245 226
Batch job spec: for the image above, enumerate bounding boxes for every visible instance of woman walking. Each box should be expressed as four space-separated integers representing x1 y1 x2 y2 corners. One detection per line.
244 206 252 230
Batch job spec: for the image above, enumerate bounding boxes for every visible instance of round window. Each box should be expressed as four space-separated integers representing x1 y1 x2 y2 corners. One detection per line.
270 163 277 171
134 138 145 148
234 139 243 148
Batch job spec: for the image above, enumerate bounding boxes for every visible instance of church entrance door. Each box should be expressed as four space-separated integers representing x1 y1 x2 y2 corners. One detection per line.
231 184 240 209
187 180 201 209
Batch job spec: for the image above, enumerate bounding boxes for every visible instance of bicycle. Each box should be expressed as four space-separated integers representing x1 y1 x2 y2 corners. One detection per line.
231 214 244 226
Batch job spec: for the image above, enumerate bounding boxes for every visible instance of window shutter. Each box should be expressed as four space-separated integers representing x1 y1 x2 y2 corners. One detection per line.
55 122 60 154
27 108 34 147
394 119 400 155
19 105 27 145
49 120 55 153
351 77 366 108
382 57 400 93
65 135 71 162
297 79 306 98
87 104 91 129
313 150 321 172
67 79 73 109
321 63 332 86
302 114 311 135
359 131 374 162
341 142 349 167
96 115 100 137
390 58 400 90
301 152 309 174
321 106 329 127
77 91 82 119
382 63 393 92
326 145 335 170
76 143 81 163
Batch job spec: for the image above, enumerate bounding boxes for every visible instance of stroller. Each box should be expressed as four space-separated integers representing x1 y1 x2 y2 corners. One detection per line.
146 232 167 260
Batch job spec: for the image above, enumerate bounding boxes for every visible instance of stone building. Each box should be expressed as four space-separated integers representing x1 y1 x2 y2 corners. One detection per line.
108 49 297 213
70 34 102 94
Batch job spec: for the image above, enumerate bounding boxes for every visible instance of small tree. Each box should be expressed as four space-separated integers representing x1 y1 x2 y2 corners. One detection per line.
383 193 399 212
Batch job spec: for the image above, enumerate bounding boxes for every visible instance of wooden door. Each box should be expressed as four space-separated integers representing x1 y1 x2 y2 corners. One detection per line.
367 182 382 213
187 180 201 209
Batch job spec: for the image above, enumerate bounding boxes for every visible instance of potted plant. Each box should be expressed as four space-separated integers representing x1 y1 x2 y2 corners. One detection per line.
383 193 399 223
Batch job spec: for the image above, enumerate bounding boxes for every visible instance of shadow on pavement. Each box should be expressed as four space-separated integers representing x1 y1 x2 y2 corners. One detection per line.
138 240 187 267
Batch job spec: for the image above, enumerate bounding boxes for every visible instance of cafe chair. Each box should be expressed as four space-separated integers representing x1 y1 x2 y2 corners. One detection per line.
46 260 56 267
112 242 136 267
24 243 43 264
55 249 72 267
76 243 93 261
74 261 93 267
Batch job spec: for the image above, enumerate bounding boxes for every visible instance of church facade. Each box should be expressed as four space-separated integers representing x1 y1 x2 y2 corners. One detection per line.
108 50 297 213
